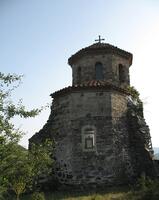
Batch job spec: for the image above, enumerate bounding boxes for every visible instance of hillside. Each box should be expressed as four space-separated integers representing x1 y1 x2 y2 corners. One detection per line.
153 147 159 160
153 147 159 154
154 153 159 160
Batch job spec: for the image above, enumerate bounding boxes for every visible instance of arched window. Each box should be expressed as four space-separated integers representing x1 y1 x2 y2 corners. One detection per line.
77 66 81 84
95 62 104 80
82 125 96 152
119 64 125 83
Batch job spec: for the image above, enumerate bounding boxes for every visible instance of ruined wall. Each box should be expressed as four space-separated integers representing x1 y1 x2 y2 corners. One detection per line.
29 88 156 187
111 93 134 183
126 98 156 179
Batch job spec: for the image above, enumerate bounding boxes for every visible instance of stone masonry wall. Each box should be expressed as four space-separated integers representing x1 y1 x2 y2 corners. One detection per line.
29 87 156 187
112 55 130 85
51 89 133 186
111 92 135 183
71 54 130 86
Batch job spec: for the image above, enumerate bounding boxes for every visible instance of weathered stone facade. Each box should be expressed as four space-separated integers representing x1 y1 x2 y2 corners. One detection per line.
29 41 156 188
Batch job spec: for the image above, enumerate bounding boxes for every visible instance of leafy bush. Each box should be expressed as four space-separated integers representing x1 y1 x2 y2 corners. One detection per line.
31 192 45 200
136 175 159 200
126 86 140 100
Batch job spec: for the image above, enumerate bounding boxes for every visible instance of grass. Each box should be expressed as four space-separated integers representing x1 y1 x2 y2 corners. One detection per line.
10 178 159 200
20 187 142 200
6 177 159 199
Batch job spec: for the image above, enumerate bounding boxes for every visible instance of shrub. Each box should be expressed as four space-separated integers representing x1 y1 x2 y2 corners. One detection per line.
30 192 45 200
136 175 159 200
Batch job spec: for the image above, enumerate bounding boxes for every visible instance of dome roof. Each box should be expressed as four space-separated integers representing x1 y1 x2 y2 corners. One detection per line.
68 42 133 65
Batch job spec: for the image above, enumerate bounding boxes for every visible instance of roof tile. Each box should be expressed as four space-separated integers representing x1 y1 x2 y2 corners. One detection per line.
51 80 130 98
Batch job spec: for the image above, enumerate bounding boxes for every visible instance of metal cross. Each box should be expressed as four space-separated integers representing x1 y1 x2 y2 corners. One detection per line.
95 35 105 43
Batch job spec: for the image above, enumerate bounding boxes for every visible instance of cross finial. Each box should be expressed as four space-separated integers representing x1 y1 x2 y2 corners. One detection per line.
95 35 105 43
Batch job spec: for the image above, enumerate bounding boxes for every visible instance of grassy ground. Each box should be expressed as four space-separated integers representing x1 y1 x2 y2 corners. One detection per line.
8 178 159 199
20 187 142 200
44 191 139 200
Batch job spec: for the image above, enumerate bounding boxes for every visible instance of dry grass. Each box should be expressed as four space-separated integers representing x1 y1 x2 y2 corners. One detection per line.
43 188 140 200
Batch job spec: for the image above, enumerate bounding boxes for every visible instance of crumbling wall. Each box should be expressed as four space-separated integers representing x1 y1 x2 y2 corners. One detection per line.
29 90 157 189
127 97 155 179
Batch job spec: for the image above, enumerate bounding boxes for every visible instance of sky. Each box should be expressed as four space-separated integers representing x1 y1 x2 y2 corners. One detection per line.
0 0 159 148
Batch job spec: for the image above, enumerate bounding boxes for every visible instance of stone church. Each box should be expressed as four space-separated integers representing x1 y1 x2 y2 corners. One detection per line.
29 37 156 188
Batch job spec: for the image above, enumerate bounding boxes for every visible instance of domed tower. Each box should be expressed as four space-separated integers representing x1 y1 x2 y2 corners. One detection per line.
52 37 133 186
29 37 155 188
69 38 132 87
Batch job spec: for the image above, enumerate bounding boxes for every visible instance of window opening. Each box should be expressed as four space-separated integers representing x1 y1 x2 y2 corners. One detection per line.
95 62 104 80
77 67 81 84
119 64 125 83
82 126 96 151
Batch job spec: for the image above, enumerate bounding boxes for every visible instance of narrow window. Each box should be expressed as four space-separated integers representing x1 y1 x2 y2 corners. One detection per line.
119 64 125 83
95 62 104 80
84 131 95 149
77 66 81 84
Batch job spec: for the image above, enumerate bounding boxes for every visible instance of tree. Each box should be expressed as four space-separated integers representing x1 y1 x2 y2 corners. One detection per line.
4 141 53 200
0 72 50 199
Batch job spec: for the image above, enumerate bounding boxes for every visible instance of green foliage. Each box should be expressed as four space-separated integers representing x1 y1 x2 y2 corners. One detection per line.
0 144 28 196
126 86 140 101
0 72 41 142
2 140 53 199
12 178 26 200
26 140 54 192
30 192 45 200
136 176 159 200
126 86 144 118
126 86 143 108
0 72 52 199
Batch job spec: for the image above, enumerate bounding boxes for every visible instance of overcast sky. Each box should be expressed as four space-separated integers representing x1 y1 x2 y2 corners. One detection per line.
0 0 159 148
